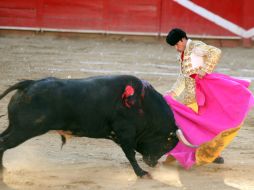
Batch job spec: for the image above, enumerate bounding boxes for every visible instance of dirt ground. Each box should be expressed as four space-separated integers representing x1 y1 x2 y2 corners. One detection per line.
0 32 253 190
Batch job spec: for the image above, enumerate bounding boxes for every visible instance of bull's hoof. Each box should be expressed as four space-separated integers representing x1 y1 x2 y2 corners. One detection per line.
137 170 152 179
140 172 152 179
213 156 224 164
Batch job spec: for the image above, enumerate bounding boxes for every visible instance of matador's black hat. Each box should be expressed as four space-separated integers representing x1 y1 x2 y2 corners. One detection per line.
166 28 187 46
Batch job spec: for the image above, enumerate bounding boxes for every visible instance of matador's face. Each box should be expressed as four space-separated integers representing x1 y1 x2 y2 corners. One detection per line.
174 38 187 53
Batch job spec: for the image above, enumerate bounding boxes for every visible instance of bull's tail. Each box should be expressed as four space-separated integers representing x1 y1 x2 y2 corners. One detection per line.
0 80 35 100
60 135 66 149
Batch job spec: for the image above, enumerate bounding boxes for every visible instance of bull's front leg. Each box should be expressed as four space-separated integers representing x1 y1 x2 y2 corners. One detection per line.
120 140 149 177
112 120 150 178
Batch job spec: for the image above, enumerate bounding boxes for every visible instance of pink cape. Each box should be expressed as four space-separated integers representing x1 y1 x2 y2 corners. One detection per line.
164 73 254 169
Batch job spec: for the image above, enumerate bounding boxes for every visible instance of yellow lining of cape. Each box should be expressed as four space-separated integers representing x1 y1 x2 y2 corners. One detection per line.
187 102 242 165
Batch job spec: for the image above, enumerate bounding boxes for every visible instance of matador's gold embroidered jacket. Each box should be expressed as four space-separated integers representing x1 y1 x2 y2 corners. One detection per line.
171 39 221 104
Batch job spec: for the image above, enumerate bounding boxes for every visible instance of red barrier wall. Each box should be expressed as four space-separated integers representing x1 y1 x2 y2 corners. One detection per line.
0 0 253 40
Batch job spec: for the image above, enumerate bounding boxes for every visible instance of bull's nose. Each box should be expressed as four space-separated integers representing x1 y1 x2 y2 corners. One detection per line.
143 157 158 167
149 161 157 167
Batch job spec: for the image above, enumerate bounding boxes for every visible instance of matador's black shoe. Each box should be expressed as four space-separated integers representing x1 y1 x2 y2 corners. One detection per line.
213 156 224 164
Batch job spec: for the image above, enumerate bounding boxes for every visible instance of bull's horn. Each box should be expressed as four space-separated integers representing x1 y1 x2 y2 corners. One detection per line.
176 129 199 148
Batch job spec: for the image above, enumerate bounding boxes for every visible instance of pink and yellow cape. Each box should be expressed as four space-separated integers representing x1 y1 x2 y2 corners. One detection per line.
164 73 254 169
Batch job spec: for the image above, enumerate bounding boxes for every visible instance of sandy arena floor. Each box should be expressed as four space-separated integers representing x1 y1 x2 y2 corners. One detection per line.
0 33 253 190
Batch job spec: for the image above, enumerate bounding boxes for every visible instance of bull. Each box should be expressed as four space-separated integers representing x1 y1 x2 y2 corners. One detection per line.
0 75 193 177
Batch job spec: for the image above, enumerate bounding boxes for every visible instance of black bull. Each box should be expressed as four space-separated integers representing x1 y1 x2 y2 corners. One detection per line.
0 75 179 177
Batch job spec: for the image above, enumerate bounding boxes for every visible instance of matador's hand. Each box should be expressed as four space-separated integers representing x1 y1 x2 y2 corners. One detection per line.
165 91 176 98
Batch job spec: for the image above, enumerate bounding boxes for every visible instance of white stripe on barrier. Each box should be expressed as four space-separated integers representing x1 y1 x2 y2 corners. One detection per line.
174 0 254 38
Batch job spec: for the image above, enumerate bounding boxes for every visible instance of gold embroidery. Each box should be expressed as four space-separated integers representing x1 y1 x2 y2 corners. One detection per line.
170 40 221 104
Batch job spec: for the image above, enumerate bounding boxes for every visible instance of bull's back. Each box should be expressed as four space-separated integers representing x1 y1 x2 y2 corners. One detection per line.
12 75 138 105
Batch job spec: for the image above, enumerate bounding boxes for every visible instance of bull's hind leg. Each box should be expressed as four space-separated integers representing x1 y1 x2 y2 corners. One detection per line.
0 127 11 170
0 127 12 138
0 125 49 169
